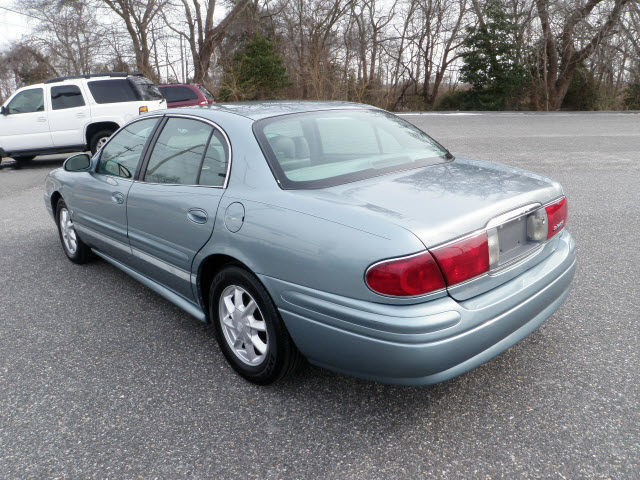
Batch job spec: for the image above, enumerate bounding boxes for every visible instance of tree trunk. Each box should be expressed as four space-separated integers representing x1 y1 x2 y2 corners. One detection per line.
192 0 251 84
536 0 630 110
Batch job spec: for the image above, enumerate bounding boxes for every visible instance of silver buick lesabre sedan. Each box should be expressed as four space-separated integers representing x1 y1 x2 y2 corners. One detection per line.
45 102 575 385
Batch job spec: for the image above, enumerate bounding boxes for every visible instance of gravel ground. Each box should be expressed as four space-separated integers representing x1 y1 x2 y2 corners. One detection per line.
0 112 638 479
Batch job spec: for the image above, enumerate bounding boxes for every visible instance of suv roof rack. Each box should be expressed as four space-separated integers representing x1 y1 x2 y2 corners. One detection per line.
44 72 144 84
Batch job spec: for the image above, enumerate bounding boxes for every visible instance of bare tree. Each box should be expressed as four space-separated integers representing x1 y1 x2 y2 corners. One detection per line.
380 0 469 110
1 0 638 110
417 0 468 108
535 0 633 110
274 0 353 99
162 0 253 85
0 43 57 99
22 0 105 76
348 0 398 101
98 0 169 79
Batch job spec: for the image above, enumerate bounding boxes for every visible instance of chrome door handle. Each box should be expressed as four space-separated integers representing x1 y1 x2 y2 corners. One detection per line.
37 117 47 122
187 208 208 224
76 112 85 118
111 192 125 204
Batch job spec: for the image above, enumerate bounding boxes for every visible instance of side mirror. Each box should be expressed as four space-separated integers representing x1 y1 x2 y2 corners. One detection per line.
63 153 91 172
0 106 7 115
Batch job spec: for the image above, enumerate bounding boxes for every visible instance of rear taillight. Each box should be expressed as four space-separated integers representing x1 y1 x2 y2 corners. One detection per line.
431 232 490 286
199 100 208 105
365 251 445 297
545 197 568 239
365 197 568 296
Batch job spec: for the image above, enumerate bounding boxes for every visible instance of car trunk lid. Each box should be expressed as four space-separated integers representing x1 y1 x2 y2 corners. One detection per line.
290 157 565 299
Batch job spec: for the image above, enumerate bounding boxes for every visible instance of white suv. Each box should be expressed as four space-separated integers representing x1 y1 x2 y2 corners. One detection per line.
0 73 166 163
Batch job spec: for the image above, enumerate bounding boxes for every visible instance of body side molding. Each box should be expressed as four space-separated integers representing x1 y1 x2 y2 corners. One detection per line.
92 249 206 322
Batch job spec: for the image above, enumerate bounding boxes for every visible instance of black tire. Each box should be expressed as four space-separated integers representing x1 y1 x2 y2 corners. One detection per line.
89 129 116 155
209 266 303 384
56 199 92 264
12 155 35 163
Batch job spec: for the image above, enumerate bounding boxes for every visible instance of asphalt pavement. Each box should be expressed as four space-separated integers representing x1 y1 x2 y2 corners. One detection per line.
0 112 638 479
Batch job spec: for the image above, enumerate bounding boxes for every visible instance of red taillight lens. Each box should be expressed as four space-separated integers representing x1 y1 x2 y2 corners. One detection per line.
545 197 568 239
365 251 446 296
199 100 208 105
431 232 489 286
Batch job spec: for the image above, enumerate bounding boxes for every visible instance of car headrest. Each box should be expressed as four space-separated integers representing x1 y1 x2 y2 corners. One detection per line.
270 136 295 159
293 137 310 158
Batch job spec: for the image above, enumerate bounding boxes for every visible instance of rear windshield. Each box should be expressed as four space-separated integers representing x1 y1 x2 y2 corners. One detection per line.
160 85 198 102
253 109 450 189
130 76 164 101
87 79 138 103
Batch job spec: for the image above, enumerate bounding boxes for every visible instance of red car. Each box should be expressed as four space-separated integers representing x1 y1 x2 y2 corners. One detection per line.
158 84 215 108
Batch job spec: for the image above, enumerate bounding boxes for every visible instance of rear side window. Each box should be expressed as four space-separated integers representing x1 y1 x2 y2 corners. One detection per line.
197 86 214 101
199 131 229 186
51 85 85 110
160 86 198 103
98 118 158 178
130 77 164 101
87 79 138 104
144 118 213 185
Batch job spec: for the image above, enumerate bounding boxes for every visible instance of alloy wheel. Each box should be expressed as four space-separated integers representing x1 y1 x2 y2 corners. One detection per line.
59 208 78 255
218 285 268 366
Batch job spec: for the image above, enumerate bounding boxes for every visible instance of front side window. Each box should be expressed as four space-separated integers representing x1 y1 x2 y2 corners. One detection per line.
7 88 44 114
88 79 138 104
51 85 85 110
144 118 213 185
97 118 159 178
254 109 450 189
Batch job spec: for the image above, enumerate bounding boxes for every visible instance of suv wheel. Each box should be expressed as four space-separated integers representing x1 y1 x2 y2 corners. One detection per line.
210 266 303 384
90 130 115 155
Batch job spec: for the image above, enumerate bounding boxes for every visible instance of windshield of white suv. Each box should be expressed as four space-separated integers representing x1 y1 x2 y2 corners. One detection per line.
253 109 450 189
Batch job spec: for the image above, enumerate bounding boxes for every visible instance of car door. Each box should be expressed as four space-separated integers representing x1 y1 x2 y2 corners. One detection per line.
0 87 51 152
48 83 91 147
69 117 161 263
126 115 230 301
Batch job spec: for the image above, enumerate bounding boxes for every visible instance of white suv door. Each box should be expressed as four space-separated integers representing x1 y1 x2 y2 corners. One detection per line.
0 87 52 152
47 82 91 147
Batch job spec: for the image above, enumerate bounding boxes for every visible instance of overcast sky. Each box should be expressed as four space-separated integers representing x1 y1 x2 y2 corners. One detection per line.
0 2 231 82
0 5 32 47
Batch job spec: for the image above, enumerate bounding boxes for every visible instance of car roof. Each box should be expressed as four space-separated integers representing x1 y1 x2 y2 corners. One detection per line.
167 100 380 121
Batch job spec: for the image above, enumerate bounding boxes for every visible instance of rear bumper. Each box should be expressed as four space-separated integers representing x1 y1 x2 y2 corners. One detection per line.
260 230 576 385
